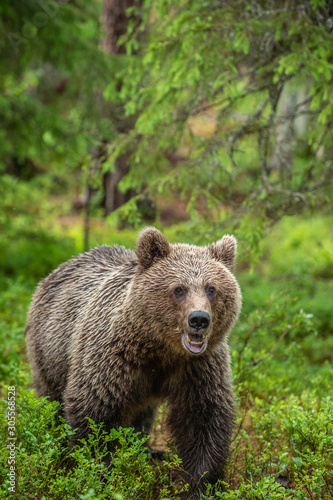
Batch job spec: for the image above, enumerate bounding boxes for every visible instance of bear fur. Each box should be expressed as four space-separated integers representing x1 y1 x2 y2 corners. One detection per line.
26 227 242 497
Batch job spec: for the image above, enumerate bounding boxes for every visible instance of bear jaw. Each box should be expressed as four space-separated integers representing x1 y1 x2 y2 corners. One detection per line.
181 333 208 355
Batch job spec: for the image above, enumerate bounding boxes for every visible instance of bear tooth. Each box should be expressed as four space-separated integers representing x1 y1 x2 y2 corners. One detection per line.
187 335 204 346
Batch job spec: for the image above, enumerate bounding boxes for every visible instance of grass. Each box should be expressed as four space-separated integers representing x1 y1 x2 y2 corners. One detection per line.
0 212 332 499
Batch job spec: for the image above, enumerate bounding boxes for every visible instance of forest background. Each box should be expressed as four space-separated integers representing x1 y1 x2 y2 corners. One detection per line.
0 0 332 499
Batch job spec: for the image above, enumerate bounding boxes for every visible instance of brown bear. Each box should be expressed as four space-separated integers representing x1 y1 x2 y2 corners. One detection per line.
26 227 242 498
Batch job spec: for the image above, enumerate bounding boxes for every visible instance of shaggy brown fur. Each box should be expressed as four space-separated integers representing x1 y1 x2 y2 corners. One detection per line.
26 227 242 498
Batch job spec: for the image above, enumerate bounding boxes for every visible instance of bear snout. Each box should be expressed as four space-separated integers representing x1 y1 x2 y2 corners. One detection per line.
188 310 210 331
182 311 211 355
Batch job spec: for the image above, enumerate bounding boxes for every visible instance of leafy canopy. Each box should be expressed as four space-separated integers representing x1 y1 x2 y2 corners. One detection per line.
105 0 333 244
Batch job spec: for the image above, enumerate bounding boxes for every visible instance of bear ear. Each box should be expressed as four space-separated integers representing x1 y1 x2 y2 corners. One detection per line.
210 234 237 271
136 227 171 270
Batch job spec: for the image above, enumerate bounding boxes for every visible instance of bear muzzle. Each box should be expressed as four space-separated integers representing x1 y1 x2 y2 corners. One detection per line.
182 311 211 355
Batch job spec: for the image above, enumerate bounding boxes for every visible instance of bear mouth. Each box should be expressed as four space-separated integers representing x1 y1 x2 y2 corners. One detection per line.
182 333 208 355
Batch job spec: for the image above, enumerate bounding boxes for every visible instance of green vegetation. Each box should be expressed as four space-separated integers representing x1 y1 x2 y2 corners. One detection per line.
108 0 333 242
1 213 332 498
0 392 181 499
1 0 332 498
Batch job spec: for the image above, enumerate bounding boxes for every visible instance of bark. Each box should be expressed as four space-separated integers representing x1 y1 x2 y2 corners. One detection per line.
102 153 135 215
101 0 143 55
101 0 143 215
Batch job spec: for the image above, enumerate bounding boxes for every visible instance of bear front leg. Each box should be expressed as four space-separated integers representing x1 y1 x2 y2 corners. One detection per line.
63 358 143 464
167 352 235 498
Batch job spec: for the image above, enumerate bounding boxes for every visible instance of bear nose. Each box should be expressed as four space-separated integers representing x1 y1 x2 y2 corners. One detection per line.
188 311 210 330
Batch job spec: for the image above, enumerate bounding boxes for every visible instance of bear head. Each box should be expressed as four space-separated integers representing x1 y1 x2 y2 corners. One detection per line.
126 227 242 358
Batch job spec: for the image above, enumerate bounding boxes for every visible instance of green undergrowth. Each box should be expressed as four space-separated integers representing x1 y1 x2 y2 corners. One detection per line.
0 213 332 498
221 393 333 500
0 391 183 499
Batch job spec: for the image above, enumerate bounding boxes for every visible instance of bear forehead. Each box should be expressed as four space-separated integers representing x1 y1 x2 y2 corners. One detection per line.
169 242 212 259
148 244 229 283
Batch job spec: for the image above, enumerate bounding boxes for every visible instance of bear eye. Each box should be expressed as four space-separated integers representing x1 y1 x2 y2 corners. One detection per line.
206 285 217 298
173 286 186 298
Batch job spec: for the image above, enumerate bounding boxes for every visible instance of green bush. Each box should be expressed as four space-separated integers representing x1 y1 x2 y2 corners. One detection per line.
0 391 182 500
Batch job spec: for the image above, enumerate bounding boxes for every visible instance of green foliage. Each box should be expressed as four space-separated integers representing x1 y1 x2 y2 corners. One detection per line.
0 174 77 282
0 278 32 388
237 214 333 365
219 394 333 499
0 0 116 172
103 0 333 238
0 391 181 499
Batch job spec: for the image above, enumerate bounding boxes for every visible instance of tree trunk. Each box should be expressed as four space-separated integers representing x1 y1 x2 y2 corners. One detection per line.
101 0 143 215
102 153 135 214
